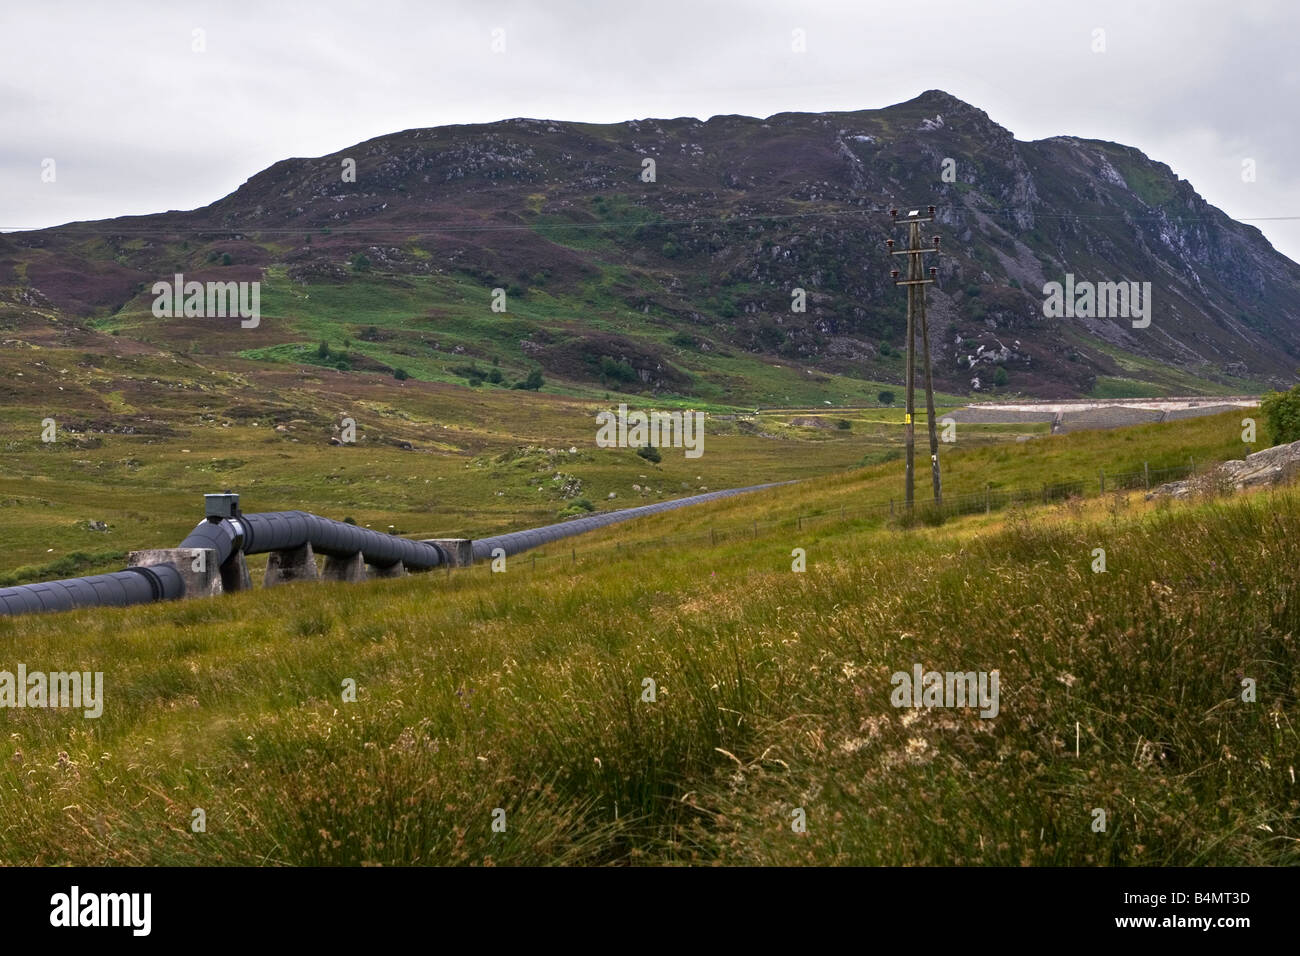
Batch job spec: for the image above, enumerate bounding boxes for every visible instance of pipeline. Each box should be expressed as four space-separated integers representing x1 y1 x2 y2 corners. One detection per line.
178 510 446 570
0 482 785 618
472 482 788 560
0 507 445 618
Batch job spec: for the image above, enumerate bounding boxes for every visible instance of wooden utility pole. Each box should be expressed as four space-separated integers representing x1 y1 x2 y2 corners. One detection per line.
888 206 942 509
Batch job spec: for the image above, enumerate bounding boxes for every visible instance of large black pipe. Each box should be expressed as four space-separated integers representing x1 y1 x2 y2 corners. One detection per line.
472 482 786 560
0 565 184 617
0 482 784 618
178 511 446 570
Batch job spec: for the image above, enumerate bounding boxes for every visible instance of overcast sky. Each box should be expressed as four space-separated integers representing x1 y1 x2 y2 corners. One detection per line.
3 0 1298 261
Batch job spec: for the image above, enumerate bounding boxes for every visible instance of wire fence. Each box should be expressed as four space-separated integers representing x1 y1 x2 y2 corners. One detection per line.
435 458 1204 577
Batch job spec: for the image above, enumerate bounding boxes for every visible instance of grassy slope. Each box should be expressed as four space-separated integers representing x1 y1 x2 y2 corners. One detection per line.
0 410 1293 865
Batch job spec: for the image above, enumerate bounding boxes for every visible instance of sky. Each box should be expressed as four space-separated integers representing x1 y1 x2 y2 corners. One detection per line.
3 0 1298 261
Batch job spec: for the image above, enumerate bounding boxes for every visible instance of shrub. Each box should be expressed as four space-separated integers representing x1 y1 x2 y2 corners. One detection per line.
837 419 852 430
993 367 1009 387
221 253 232 266
557 498 595 518
878 390 895 406
317 341 330 359
1260 383 1300 445
636 444 662 463
351 253 371 273
513 369 544 390
599 355 637 383
393 368 409 381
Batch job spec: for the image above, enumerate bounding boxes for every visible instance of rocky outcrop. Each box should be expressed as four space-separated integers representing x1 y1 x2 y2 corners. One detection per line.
1147 439 1300 499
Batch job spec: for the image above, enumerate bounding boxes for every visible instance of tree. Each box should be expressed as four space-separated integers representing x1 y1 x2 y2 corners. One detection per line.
1260 383 1300 445
877 390 895 406
220 252 232 266
993 367 1009 387
317 341 330 359
351 253 371 272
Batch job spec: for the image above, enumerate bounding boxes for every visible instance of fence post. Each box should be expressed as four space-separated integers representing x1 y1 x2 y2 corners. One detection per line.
1099 469 1105 494
571 547 576 565
1143 461 1150 490
985 483 991 514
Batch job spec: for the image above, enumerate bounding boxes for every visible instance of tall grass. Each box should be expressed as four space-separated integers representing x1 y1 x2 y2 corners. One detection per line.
0 474 1295 865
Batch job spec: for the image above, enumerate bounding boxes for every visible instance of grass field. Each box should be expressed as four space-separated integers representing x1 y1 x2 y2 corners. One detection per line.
0 407 1294 865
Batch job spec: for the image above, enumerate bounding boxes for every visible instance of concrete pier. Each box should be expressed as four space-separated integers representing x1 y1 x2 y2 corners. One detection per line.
322 550 366 583
128 548 223 599
423 538 473 567
264 542 321 587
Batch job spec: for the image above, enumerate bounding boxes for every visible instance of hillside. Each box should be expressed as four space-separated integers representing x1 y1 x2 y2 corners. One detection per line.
0 411 1295 865
3 90 1299 407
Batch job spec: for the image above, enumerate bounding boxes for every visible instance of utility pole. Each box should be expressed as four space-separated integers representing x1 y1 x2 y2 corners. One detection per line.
888 206 942 509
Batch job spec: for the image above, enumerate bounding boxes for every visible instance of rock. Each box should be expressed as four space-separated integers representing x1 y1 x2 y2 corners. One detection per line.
1147 439 1300 499
86 520 108 532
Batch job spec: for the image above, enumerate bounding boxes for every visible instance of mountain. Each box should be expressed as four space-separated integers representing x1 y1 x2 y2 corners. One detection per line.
3 89 1298 402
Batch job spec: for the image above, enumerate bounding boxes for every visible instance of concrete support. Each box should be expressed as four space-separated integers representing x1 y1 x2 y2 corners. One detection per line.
222 551 252 592
322 550 366 583
129 547 222 599
264 542 320 587
423 538 473 567
367 560 407 579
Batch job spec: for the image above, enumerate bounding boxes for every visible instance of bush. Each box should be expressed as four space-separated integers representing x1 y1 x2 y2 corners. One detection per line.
837 419 852 430
221 253 232 266
599 355 637 383
317 341 330 359
557 497 595 518
878 390 895 406
1260 383 1300 445
512 369 544 391
636 444 662 463
351 253 371 273
393 368 409 381
993 367 1009 387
